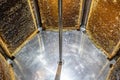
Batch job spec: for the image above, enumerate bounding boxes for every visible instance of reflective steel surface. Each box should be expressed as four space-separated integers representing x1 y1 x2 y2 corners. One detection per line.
12 30 115 80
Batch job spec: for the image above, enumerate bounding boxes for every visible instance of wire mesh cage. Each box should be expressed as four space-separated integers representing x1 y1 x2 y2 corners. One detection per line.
86 0 120 59
0 0 38 57
38 0 84 31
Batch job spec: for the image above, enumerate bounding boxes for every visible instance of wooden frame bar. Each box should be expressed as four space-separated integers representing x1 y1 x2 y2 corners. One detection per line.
0 53 15 80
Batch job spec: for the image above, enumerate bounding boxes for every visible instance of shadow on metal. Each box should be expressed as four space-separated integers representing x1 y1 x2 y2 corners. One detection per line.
55 62 63 80
13 59 25 80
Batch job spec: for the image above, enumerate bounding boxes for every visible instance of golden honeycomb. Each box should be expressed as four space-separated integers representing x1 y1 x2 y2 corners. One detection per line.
0 0 38 56
86 0 120 58
38 0 83 31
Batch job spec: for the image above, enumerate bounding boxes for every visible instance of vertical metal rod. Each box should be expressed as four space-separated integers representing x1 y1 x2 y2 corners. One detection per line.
33 0 42 28
81 0 91 26
58 0 63 63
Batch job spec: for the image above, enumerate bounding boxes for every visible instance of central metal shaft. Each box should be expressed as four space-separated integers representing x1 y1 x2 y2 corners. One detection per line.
58 0 63 63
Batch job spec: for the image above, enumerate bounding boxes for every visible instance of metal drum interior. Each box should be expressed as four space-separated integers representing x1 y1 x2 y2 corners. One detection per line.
0 0 120 80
